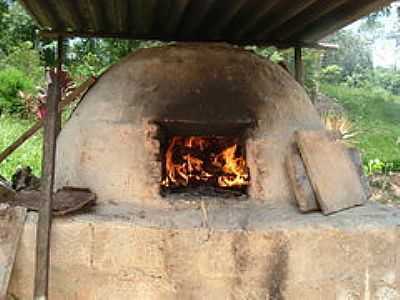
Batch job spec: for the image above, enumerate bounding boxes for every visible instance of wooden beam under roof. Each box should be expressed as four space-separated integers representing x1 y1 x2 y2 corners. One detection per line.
39 29 338 50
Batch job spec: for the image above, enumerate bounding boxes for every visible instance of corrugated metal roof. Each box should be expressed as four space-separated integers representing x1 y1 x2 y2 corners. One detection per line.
19 0 393 45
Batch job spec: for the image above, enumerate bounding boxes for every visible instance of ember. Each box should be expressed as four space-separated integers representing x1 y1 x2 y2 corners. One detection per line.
161 136 249 195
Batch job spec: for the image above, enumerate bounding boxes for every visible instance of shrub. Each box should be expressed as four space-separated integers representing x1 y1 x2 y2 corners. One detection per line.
2 41 44 85
373 69 400 96
320 65 343 84
0 67 34 115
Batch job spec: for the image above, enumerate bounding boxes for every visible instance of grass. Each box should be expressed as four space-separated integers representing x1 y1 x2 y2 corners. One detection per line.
321 83 400 164
0 114 42 180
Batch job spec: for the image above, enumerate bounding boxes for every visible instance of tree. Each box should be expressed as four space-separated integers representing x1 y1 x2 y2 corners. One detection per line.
322 30 373 80
0 1 38 56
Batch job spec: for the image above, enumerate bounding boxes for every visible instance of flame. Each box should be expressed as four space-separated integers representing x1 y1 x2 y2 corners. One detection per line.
161 136 249 189
214 144 249 187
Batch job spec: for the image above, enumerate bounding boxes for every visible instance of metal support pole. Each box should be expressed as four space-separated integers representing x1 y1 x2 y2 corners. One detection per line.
294 46 304 86
34 36 63 300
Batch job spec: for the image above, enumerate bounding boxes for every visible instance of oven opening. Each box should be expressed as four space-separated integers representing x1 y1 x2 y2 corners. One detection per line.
160 135 249 198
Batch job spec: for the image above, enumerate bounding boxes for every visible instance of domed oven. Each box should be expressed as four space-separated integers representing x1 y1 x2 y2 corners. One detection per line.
55 43 323 208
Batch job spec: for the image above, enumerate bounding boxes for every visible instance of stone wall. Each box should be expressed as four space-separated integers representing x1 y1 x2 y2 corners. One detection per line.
9 203 400 299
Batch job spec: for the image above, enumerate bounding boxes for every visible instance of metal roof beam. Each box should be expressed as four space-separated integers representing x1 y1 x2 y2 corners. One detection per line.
255 0 319 39
271 0 349 41
106 0 128 32
47 0 82 31
80 0 105 31
179 0 216 37
19 0 59 29
206 0 247 39
233 0 281 39
299 0 394 42
163 0 191 36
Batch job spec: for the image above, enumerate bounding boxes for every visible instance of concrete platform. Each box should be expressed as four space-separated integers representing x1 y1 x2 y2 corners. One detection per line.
9 202 400 299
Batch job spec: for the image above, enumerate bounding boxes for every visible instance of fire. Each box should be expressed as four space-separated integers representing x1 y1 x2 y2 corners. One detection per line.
214 145 249 187
161 136 249 190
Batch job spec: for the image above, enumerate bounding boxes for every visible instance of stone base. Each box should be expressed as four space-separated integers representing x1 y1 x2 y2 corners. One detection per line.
9 202 400 300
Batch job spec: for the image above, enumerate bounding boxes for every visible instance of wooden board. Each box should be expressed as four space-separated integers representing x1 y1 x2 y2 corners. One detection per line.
286 146 318 213
3 187 96 216
295 130 367 215
0 205 27 299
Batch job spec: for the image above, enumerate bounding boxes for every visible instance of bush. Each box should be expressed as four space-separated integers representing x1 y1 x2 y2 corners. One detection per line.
0 67 34 115
373 68 400 96
321 65 343 84
2 41 44 85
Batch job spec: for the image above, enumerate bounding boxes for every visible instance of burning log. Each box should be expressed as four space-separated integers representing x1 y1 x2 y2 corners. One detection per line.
161 136 249 195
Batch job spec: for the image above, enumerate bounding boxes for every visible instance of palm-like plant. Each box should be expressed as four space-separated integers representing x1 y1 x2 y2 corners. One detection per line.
322 113 359 146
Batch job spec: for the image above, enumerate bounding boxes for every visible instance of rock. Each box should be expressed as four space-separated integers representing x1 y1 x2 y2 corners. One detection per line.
11 167 40 191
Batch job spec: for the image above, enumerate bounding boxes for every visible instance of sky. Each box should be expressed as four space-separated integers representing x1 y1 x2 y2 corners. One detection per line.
371 2 400 68
348 2 400 68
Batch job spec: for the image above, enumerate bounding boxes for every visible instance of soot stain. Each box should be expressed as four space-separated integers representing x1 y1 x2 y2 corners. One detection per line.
232 231 250 289
266 238 289 300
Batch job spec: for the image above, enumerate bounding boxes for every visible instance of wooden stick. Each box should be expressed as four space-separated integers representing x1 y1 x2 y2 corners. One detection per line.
34 36 63 300
0 77 96 165
39 30 339 50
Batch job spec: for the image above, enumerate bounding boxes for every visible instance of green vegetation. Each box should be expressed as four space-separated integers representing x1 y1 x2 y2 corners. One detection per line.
322 83 400 171
0 115 42 179
0 0 399 179
0 67 34 115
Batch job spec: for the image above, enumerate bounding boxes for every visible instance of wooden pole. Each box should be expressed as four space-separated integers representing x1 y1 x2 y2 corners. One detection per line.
294 46 304 86
34 36 63 300
56 38 64 137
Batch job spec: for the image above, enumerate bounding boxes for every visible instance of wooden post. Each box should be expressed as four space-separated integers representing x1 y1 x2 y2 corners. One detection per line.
294 46 304 86
34 36 63 300
56 37 64 136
